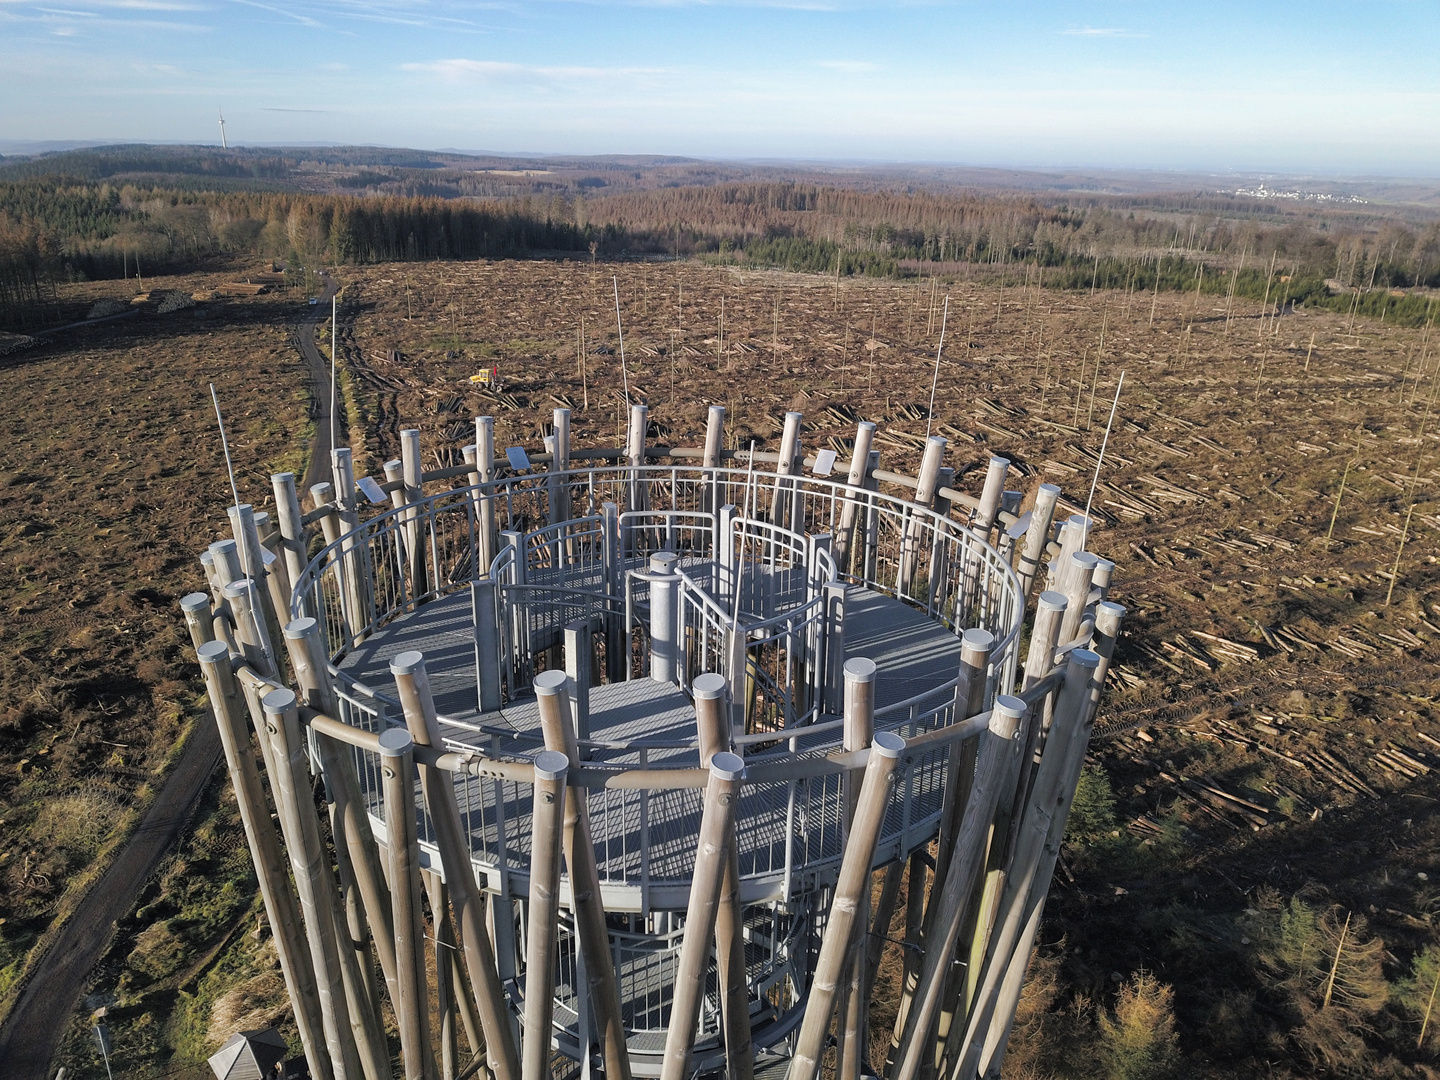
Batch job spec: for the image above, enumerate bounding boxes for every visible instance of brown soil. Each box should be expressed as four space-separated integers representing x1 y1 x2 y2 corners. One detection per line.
0 268 313 1042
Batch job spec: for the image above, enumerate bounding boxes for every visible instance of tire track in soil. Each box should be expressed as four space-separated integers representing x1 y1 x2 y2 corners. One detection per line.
0 274 341 1079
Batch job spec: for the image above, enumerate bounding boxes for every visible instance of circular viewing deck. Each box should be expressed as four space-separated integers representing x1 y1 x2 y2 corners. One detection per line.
299 463 1024 909
190 403 1118 1077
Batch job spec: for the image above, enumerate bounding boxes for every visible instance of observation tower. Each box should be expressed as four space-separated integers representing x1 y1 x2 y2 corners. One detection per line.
182 403 1124 1080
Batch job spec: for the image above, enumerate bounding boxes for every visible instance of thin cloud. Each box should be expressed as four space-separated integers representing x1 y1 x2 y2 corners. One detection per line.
403 58 669 86
1061 26 1145 38
227 0 321 26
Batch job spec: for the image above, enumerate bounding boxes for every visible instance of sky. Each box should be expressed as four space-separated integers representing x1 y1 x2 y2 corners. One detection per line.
1 0 1437 174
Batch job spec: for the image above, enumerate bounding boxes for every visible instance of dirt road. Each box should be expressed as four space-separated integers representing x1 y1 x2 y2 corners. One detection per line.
0 275 340 1079
299 274 342 491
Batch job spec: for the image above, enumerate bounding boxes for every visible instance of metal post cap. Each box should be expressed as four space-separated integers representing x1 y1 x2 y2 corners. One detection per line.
1037 482 1061 496
283 617 319 640
1071 550 1100 569
693 672 728 699
179 592 210 614
534 669 569 695
534 750 569 782
389 650 426 676
221 579 254 599
994 694 1026 717
1069 648 1102 669
196 639 229 664
209 538 237 554
961 628 995 651
991 695 1026 738
378 727 414 757
1096 600 1127 618
843 657 877 682
710 751 745 781
649 551 679 574
988 455 1010 468
1037 590 1068 612
871 731 906 758
262 688 297 714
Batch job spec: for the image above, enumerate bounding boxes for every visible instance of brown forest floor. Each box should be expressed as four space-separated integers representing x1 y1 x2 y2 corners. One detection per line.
0 269 312 1044
19 255 1440 1078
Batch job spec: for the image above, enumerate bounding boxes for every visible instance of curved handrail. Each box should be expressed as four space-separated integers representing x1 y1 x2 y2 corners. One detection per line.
290 462 1026 749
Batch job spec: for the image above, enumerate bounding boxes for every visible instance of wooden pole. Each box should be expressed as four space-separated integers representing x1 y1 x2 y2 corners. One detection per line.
260 688 366 1080
1016 484 1060 597
694 673 755 1080
972 457 1010 541
789 732 905 1080
838 659 877 1080
523 751 570 1080
379 727 438 1080
891 699 1024 1080
942 694 1034 1071
223 577 277 680
553 407 572 527
703 405 726 518
862 858 906 1007
899 436 946 595
627 401 648 500
884 850 928 1078
390 652 521 1080
930 631 993 910
834 421 877 572
424 872 458 1080
959 650 1103 1080
1056 551 1100 647
772 411 804 527
271 471 309 601
283 619 400 1006
475 416 498 572
400 429 427 597
331 447 372 630
533 670 634 1080
194 639 332 1080
660 751 747 1080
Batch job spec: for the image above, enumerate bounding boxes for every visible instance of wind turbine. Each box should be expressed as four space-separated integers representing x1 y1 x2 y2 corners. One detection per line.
218 109 228 150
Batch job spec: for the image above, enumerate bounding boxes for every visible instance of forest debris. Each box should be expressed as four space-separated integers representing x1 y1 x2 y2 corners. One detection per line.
1189 630 1260 662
